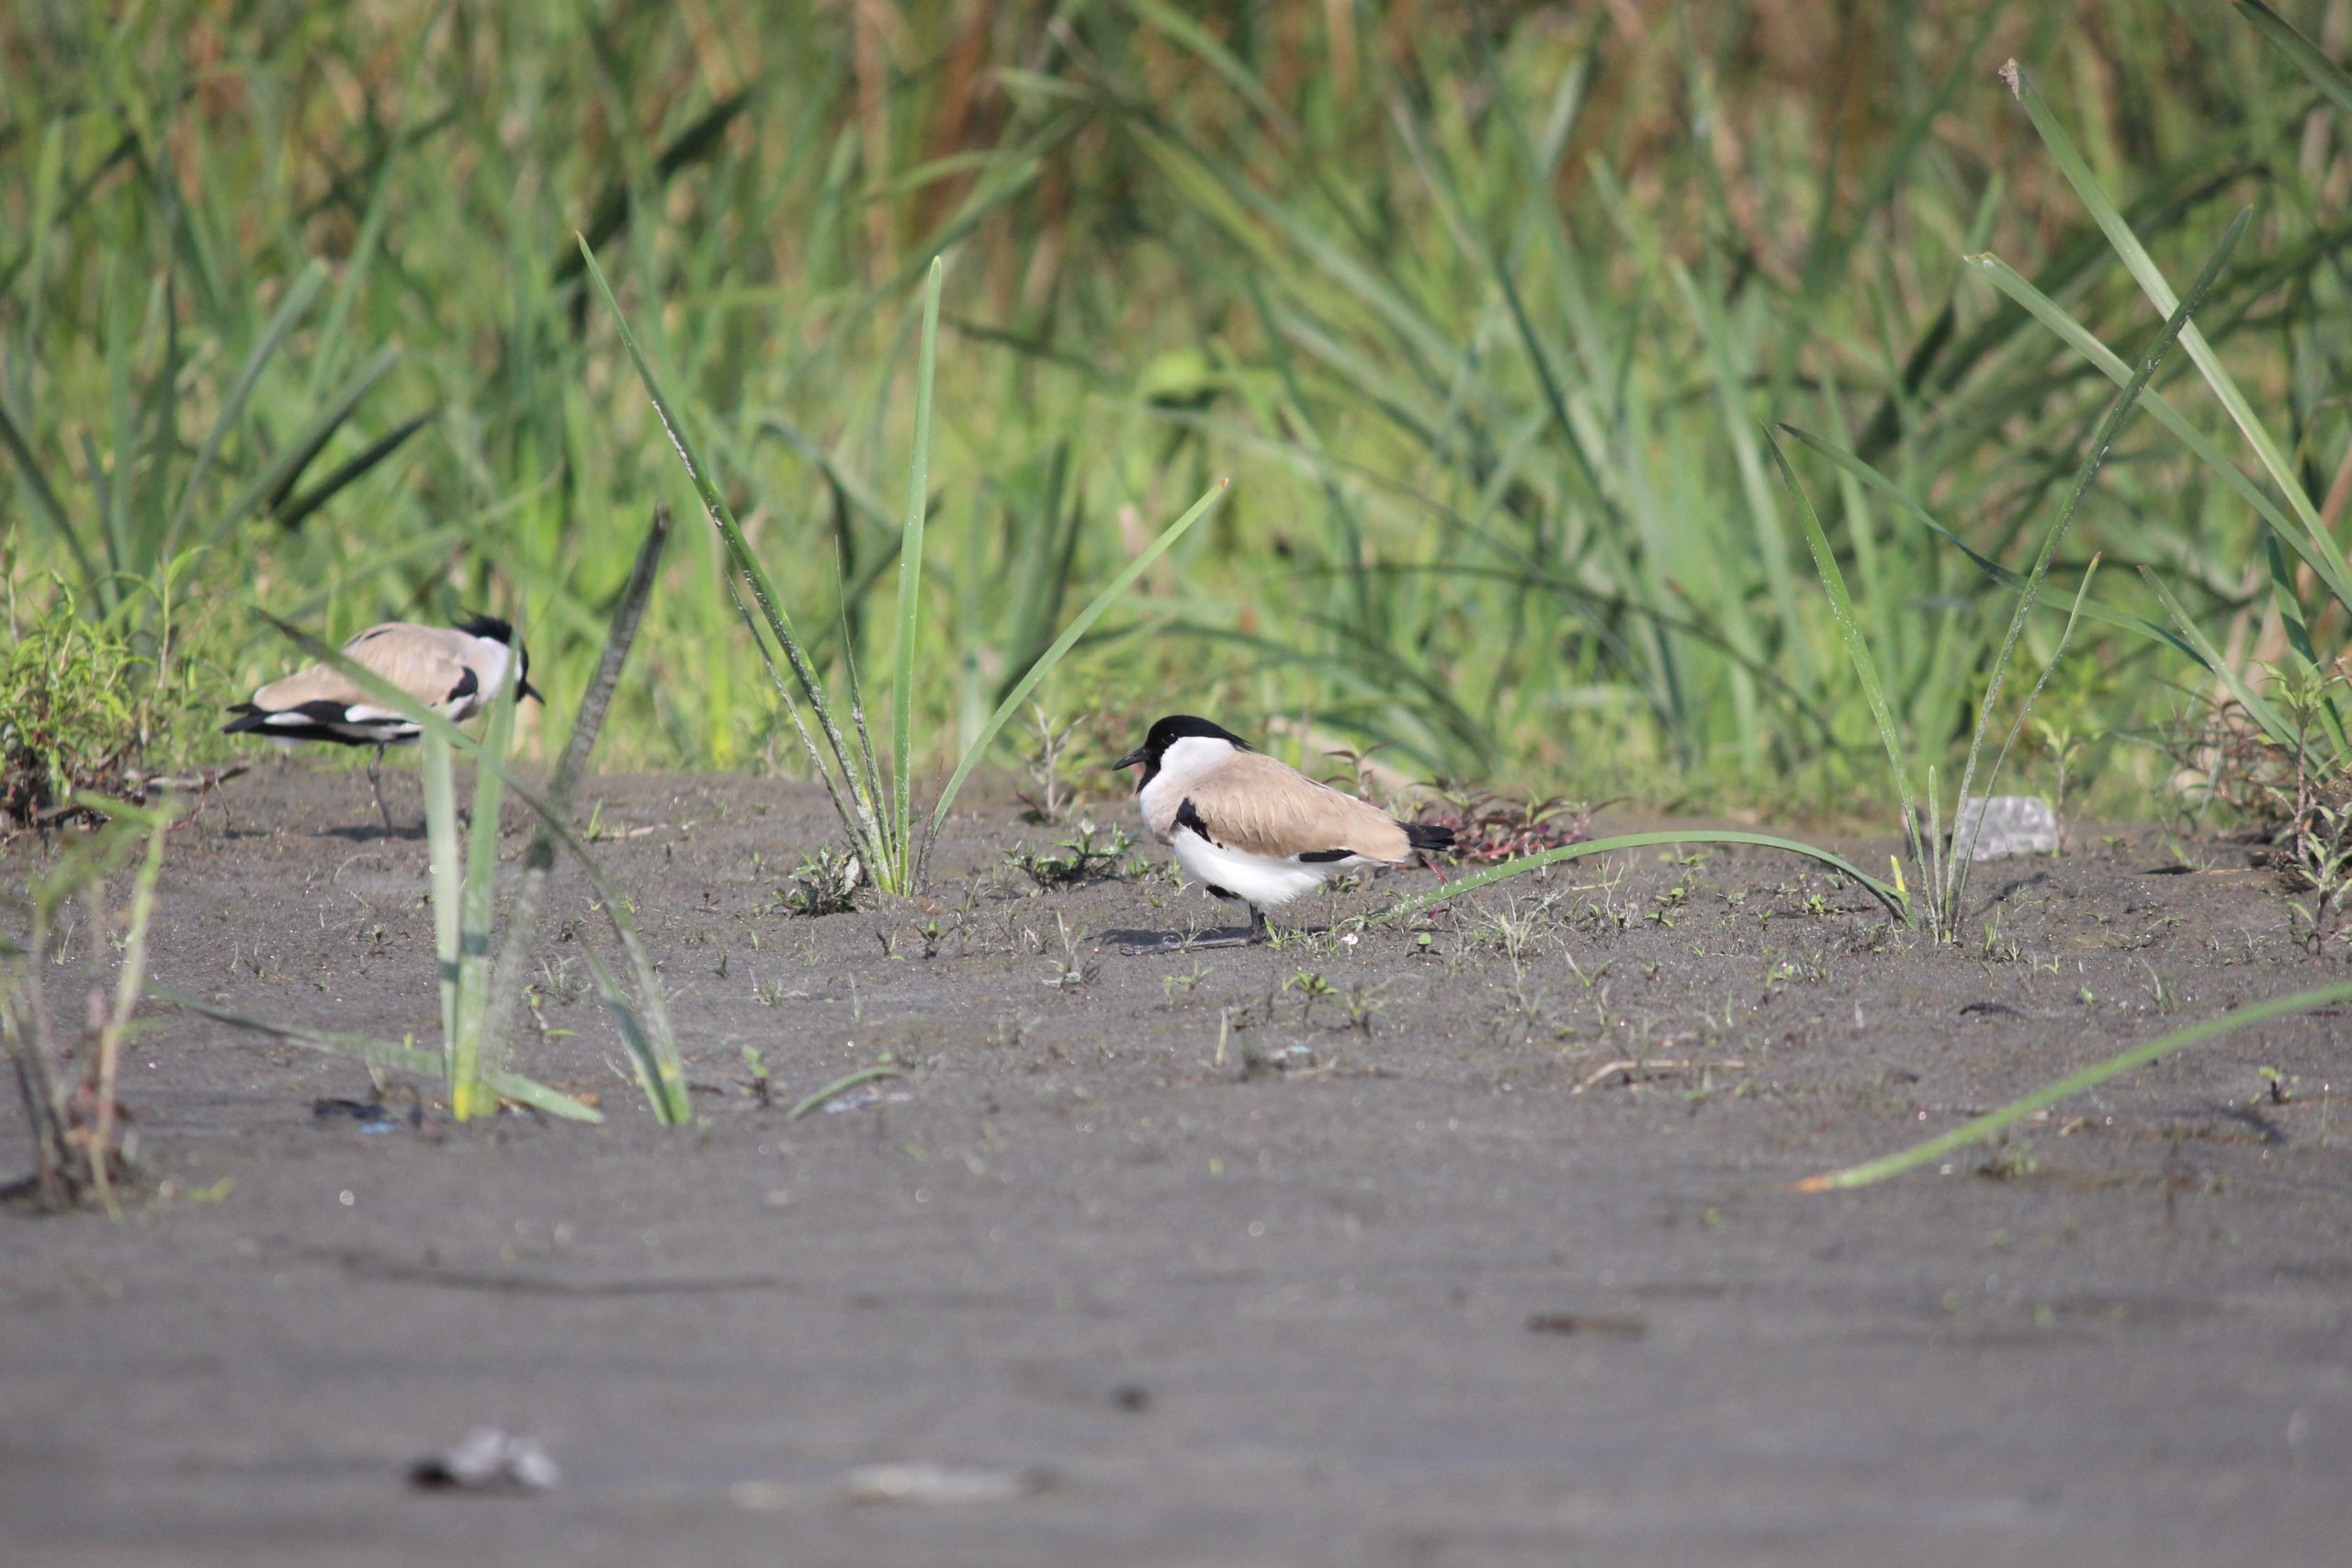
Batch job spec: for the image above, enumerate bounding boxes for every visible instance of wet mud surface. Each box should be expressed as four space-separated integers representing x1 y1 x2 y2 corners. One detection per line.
5 766 2350 1565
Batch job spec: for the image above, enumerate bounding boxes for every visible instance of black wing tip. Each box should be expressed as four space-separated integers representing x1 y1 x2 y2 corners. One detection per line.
1404 822 1455 853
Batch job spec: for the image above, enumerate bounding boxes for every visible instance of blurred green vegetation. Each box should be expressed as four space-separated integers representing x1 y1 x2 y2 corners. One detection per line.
5 1 2349 819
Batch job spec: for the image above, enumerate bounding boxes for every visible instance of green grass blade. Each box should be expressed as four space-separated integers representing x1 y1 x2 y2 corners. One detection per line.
786 1064 907 1122
2237 0 2352 121
574 235 880 857
930 477 1230 836
1766 428 1925 884
158 991 603 1123
1122 0 1294 134
889 258 944 883
577 941 692 1126
420 729 461 1059
1372 830 1905 925
270 407 441 535
1675 265 1815 692
1796 979 2352 1191
447 669 516 1120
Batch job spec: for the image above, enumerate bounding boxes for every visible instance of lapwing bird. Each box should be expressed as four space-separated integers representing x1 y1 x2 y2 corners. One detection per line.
223 615 542 834
1113 715 1453 948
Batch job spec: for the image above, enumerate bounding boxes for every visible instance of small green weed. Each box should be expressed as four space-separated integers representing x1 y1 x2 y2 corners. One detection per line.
1004 818 1136 888
779 844 865 918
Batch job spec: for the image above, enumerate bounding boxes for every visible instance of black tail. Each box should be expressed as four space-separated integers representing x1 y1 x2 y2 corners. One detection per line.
222 704 267 735
1404 821 1454 854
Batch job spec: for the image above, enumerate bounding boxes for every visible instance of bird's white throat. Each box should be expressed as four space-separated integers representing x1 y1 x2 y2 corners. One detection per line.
464 635 517 701
1137 734 1238 816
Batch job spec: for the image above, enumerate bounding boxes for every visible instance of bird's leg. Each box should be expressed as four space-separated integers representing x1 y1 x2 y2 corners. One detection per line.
1118 901 1267 955
368 743 393 838
1174 906 1271 950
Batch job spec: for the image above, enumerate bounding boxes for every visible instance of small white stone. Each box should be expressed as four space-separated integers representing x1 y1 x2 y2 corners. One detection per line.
1954 795 2061 861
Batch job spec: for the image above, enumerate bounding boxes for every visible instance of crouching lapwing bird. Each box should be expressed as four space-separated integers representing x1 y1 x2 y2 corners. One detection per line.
1113 715 1453 949
223 616 541 835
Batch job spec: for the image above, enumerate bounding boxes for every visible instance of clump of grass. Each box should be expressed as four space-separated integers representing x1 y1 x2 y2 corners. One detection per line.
1004 818 1135 888
0 582 181 830
778 844 864 918
3 794 174 1213
580 241 1227 897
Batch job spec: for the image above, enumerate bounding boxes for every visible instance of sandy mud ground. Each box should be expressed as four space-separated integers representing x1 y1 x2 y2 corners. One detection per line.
5 766 2350 1566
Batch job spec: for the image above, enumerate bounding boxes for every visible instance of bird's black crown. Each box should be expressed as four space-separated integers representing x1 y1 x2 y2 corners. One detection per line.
453 613 543 705
1112 714 1251 780
1142 714 1250 751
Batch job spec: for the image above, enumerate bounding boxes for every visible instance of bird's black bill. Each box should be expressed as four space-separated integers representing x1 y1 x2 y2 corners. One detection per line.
1111 746 1148 771
521 680 546 705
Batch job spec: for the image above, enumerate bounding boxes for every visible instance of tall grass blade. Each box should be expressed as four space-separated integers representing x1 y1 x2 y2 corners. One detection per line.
1775 423 2193 657
1767 429 1925 886
421 730 461 1052
270 407 440 535
200 344 401 556
1796 980 2352 1191
0 392 94 588
574 236 880 859
576 942 689 1125
447 670 516 1120
480 507 671 1087
889 258 944 885
1952 557 2101 874
1373 831 1905 925
1941 204 2245 922
2140 566 2300 748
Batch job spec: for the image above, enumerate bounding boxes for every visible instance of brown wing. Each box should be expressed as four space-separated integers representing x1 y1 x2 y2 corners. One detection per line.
1181 751 1413 862
251 624 472 713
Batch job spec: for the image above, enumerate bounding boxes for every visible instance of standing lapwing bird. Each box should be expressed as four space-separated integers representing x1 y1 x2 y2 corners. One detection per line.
223 615 542 835
1113 715 1453 948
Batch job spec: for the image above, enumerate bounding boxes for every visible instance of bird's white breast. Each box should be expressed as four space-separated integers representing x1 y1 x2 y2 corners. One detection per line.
1170 831 1328 910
